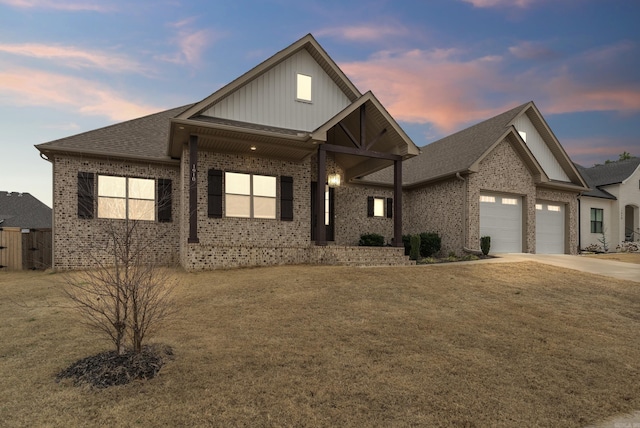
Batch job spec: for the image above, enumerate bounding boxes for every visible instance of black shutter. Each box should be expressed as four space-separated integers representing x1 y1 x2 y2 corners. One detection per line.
77 172 94 219
367 196 374 217
280 176 294 221
208 169 223 218
386 197 393 218
157 179 172 222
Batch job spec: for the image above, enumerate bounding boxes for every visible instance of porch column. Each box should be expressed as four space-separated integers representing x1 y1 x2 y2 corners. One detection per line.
315 145 327 246
394 159 403 247
188 135 199 243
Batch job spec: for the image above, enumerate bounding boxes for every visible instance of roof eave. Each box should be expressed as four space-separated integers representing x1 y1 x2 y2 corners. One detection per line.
36 145 180 165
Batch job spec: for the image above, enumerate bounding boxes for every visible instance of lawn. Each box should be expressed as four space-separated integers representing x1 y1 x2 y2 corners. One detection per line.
1 262 640 427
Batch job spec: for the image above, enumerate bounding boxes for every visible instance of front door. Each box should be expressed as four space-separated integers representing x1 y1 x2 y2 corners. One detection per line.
311 182 334 242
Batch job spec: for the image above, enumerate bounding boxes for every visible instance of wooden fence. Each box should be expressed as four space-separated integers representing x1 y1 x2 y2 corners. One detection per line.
0 228 52 270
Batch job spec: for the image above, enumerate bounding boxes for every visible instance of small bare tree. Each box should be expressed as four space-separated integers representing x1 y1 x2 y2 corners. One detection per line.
64 177 176 355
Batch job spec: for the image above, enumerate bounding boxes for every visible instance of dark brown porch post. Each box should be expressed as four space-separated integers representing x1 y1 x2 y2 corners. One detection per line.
315 145 327 246
394 159 402 247
188 135 199 243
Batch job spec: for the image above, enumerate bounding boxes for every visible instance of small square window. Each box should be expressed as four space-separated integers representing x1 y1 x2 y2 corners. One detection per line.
535 204 543 210
296 73 312 102
502 198 518 205
548 205 561 212
480 195 495 203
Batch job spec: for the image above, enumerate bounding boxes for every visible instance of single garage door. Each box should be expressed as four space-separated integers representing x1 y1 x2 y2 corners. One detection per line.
535 202 565 254
479 193 522 253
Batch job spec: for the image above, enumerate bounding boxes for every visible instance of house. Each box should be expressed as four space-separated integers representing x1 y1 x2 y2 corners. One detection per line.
36 34 589 271
576 158 640 251
361 102 589 255
36 34 421 270
0 191 52 269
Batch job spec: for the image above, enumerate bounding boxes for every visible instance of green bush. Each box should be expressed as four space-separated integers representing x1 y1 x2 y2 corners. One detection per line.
402 235 412 255
480 236 491 256
419 232 442 257
359 233 385 247
409 234 421 260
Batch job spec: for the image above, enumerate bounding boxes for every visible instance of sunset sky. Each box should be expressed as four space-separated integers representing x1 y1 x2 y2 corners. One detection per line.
1 0 639 207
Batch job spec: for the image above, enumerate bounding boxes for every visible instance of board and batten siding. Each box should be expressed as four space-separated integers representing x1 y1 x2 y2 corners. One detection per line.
512 114 570 182
202 49 351 132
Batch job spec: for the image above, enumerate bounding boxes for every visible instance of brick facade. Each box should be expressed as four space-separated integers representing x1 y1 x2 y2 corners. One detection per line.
51 155 180 269
50 137 579 270
403 138 580 256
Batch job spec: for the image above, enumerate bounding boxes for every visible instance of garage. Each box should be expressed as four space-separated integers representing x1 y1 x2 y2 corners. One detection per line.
479 192 522 253
535 202 565 254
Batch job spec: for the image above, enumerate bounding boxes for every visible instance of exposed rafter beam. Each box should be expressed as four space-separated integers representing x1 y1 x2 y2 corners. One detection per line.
338 122 360 149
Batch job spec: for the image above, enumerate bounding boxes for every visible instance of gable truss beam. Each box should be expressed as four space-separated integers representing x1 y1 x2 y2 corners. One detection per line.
337 104 389 153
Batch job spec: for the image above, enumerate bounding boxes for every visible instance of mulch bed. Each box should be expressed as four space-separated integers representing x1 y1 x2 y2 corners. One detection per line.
56 344 174 389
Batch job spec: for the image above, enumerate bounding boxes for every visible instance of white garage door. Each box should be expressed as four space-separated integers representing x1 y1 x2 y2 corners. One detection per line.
535 202 565 254
479 193 522 253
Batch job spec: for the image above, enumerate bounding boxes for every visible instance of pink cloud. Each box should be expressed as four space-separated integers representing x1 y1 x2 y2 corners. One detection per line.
340 49 509 133
462 0 538 8
0 0 113 11
317 24 409 43
0 43 146 73
0 68 161 121
561 136 640 167
157 22 219 67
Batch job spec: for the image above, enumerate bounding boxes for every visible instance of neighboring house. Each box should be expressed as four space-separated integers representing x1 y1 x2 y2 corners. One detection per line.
576 158 640 250
35 34 589 271
0 191 52 269
362 102 589 255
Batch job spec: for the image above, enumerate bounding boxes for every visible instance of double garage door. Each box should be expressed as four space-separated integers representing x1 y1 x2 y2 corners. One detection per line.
479 192 565 254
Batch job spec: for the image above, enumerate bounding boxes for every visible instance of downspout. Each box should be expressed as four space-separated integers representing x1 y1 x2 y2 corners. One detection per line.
577 194 581 252
456 172 483 255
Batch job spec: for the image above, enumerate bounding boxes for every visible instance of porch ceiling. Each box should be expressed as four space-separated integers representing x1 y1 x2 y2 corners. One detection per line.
168 117 317 161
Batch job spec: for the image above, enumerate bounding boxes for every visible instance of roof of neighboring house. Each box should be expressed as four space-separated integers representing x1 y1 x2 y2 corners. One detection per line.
576 157 640 199
361 101 587 190
36 104 193 162
0 192 52 229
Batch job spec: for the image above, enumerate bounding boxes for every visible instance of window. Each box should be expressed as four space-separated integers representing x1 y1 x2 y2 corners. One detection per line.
367 196 393 218
548 205 561 212
296 73 312 102
480 195 495 203
502 198 518 205
591 208 603 233
535 204 543 210
225 172 276 219
518 131 527 142
97 175 155 221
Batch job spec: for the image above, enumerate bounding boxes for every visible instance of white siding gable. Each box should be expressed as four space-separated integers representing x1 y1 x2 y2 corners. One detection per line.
202 49 351 132
512 114 570 182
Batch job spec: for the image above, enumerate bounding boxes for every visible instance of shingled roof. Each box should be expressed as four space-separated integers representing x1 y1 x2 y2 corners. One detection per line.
36 104 193 162
577 157 640 199
361 102 529 186
0 192 51 229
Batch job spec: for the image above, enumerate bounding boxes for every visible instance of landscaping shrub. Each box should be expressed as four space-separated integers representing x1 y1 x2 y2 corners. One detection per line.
616 241 639 252
419 232 442 257
480 236 491 256
409 234 421 260
402 235 411 255
359 233 385 247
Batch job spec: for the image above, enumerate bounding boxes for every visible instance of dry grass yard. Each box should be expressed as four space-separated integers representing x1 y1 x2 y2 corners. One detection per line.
2 261 640 427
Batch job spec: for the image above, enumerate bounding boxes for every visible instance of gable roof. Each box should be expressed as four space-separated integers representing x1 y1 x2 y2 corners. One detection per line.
36 105 192 163
577 157 640 199
361 101 588 190
175 34 361 122
0 192 51 229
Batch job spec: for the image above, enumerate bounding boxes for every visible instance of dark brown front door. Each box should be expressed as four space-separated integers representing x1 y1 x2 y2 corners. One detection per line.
311 182 334 242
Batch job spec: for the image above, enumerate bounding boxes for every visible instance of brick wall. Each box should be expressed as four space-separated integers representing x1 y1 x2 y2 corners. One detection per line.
404 177 466 255
51 155 181 269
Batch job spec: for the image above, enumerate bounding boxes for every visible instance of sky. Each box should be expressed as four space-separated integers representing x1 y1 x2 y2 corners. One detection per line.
1 0 639 208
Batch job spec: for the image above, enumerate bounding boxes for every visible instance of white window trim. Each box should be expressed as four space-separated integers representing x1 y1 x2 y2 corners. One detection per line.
97 175 156 221
296 73 312 103
225 172 277 219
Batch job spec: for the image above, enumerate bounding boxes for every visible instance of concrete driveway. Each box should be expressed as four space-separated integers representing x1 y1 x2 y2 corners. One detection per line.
491 253 640 283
